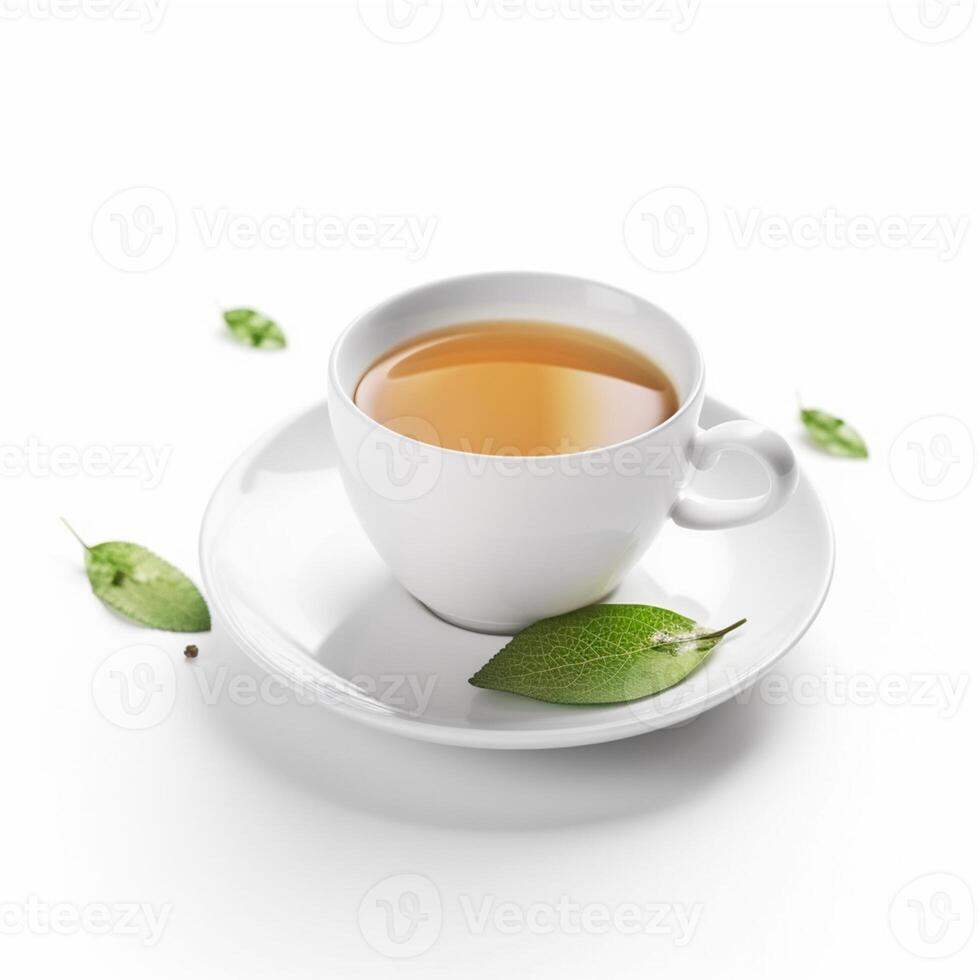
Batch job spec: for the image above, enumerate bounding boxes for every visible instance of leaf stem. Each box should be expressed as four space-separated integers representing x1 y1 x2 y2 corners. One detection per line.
646 617 747 651
60 517 90 551
694 617 747 643
611 618 750 659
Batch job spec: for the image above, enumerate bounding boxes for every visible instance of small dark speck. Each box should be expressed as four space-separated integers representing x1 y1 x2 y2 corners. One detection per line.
184 644 199 658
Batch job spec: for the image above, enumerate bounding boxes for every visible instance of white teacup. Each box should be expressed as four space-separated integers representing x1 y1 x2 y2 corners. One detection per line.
328 272 798 634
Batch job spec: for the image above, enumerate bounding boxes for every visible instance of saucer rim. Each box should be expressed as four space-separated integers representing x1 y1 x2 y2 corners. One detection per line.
199 397 835 750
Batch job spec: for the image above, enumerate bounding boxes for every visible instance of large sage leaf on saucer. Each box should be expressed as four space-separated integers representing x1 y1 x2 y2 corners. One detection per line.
468 604 744 705
64 521 211 632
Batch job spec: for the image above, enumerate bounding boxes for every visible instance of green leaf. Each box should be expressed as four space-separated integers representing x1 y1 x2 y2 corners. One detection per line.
223 308 287 349
468 605 745 705
801 407 868 458
64 521 210 632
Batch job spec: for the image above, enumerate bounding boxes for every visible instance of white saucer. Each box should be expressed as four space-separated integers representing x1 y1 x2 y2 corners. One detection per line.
199 398 834 749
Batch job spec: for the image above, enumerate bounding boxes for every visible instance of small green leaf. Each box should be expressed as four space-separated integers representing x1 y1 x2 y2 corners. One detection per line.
223 308 287 349
64 522 210 632
468 605 745 705
801 407 868 458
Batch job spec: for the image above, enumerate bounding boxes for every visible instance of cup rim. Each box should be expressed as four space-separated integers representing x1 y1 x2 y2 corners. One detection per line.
328 269 706 462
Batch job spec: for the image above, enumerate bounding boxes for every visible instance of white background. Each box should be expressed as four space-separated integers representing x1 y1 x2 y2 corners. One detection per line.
2 0 978 976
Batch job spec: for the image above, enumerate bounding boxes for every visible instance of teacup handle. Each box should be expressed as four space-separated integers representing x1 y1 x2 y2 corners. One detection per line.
670 420 799 530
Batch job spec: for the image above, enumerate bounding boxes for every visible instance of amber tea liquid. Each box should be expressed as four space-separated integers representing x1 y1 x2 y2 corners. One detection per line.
353 319 679 456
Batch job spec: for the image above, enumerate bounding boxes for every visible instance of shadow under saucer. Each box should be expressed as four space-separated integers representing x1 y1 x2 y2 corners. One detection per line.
197 624 813 831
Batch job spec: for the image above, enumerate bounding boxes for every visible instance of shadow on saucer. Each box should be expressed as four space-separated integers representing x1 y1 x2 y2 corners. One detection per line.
239 403 337 493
